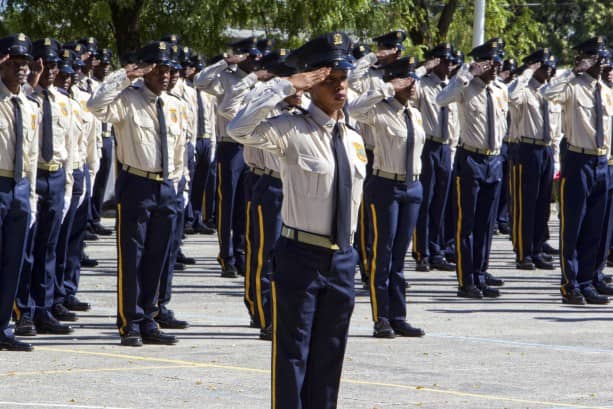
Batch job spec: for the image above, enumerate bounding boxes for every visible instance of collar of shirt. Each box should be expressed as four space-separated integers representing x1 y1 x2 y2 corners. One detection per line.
307 102 340 136
473 76 487 90
427 72 445 86
529 77 545 91
140 84 161 103
385 96 408 115
579 72 599 90
34 84 58 100
0 78 23 100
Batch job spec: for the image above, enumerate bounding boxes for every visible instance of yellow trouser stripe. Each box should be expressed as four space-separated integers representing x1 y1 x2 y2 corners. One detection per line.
13 302 21 322
560 178 568 294
368 203 379 321
518 164 524 261
508 161 515 248
455 176 463 287
244 201 255 316
216 161 224 268
512 163 519 250
255 205 266 327
201 186 207 221
412 229 419 260
117 203 127 333
271 281 278 409
359 200 368 274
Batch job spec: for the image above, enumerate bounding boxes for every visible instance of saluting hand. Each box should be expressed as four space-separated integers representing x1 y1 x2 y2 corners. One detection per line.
125 63 156 80
254 69 275 81
0 53 9 65
421 57 441 73
225 53 248 65
288 67 331 91
376 48 398 62
390 76 415 93
30 57 44 75
527 62 542 72
573 56 596 74
469 60 492 77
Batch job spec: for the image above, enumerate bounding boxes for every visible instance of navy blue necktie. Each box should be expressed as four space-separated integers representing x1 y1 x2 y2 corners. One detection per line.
156 98 169 180
440 81 449 140
542 99 551 143
86 79 93 94
196 91 205 138
12 97 23 182
595 82 604 148
404 108 415 179
331 123 352 251
486 86 496 151
41 89 53 162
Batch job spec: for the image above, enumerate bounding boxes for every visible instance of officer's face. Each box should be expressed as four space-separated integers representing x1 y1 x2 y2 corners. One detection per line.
39 61 59 88
169 68 180 89
604 66 613 83
533 65 552 84
310 68 348 117
433 58 451 79
0 56 30 88
182 65 196 79
54 71 72 91
94 62 110 79
144 64 171 95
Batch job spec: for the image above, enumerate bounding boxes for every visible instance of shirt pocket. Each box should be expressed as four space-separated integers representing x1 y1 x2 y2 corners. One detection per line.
351 161 366 205
133 113 156 143
576 93 595 118
295 153 332 199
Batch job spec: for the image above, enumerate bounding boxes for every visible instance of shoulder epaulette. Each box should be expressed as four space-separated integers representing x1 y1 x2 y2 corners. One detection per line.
56 88 70 97
26 95 40 106
166 92 182 101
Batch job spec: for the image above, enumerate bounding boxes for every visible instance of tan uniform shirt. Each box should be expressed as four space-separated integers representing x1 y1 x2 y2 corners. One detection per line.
415 72 459 146
87 69 186 187
228 78 367 238
71 86 101 178
0 79 40 222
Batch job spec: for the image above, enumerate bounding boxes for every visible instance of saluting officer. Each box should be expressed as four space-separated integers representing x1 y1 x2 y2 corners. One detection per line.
437 40 508 299
88 41 185 346
542 36 613 305
228 32 366 409
348 56 426 338
0 34 39 351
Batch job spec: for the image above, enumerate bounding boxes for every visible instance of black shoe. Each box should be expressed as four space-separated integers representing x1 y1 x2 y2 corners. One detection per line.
177 251 196 265
204 220 217 230
51 304 78 322
64 295 91 312
237 264 246 277
195 223 216 235
561 288 586 305
14 318 37 336
373 319 396 338
533 255 555 270
516 259 536 270
83 231 99 241
539 252 554 262
498 223 511 235
594 282 613 296
35 316 73 334
445 252 456 264
542 242 559 255
480 286 501 298
484 272 504 287
390 320 425 337
156 314 189 329
142 329 177 345
457 285 483 299
91 223 112 236
603 274 613 284
81 253 99 267
120 331 143 347
607 256 613 267
221 264 238 278
259 325 273 341
416 259 430 272
0 336 33 351
183 225 196 235
430 257 456 271
174 262 185 271
581 286 609 305
249 319 259 328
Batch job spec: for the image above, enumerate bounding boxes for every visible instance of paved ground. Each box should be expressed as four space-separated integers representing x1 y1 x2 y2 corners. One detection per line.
1 216 613 409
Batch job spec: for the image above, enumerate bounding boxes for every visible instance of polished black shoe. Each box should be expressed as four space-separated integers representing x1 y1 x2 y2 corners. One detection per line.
484 272 504 287
237 264 246 277
64 295 91 312
607 256 613 267
83 230 99 241
14 318 37 336
35 316 73 334
539 252 554 262
581 286 610 305
249 319 259 328
603 274 613 284
390 320 425 337
561 288 586 305
81 253 99 267
0 336 33 351
156 314 189 329
51 304 78 322
594 282 613 296
457 285 483 299
430 257 456 271
498 223 511 235
174 262 185 271
480 286 501 298
142 329 177 345
516 259 536 270
221 264 238 278
533 255 555 270
194 223 216 235
416 259 430 272
373 319 396 338
542 242 559 255
120 331 143 347
91 223 112 236
177 251 196 265
183 225 196 235
259 325 273 341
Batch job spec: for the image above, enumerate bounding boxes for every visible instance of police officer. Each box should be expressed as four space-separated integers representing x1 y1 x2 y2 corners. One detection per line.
88 40 184 346
437 40 508 299
413 43 458 272
542 36 612 304
508 49 559 270
348 56 426 338
0 33 39 351
228 32 365 409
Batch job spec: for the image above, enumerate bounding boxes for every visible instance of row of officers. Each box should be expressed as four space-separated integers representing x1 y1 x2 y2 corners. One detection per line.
1 29 612 409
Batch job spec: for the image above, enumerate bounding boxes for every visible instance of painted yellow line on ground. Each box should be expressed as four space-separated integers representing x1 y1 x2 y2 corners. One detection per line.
36 347 607 409
0 364 195 377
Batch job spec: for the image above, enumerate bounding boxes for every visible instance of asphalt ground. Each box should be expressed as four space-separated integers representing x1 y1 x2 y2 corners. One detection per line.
1 216 613 409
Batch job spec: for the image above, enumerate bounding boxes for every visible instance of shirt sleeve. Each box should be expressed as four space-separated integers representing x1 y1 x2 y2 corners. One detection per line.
508 68 534 106
436 64 472 106
219 72 258 120
193 59 228 97
540 69 574 105
86 69 131 124
346 78 394 126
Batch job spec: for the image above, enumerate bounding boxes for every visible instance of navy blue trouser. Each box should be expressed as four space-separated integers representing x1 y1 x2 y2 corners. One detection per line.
246 174 282 329
496 142 511 227
64 167 91 299
216 142 248 269
115 170 177 335
415 140 451 263
272 237 357 409
560 152 609 292
0 177 31 336
243 169 260 298
453 149 502 288
91 136 113 224
22 168 66 320
183 141 195 227
516 143 554 262
355 148 374 281
595 164 613 284
367 176 422 322
205 149 218 224
190 138 213 227
55 168 84 305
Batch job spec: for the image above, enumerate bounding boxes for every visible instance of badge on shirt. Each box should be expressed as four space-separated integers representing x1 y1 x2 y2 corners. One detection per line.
31 114 37 130
80 101 89 112
59 102 69 117
169 108 178 123
353 142 367 164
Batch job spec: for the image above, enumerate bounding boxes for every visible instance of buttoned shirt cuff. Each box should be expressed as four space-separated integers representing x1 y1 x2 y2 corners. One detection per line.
244 72 259 88
274 78 296 98
456 64 474 86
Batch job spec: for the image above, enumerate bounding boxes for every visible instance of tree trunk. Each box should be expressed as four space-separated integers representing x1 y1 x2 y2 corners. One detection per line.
108 0 146 57
437 0 459 42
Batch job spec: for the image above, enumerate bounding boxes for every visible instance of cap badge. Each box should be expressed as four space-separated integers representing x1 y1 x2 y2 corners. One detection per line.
44 38 51 46
159 42 166 50
333 33 343 45
17 33 26 41
396 32 402 39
